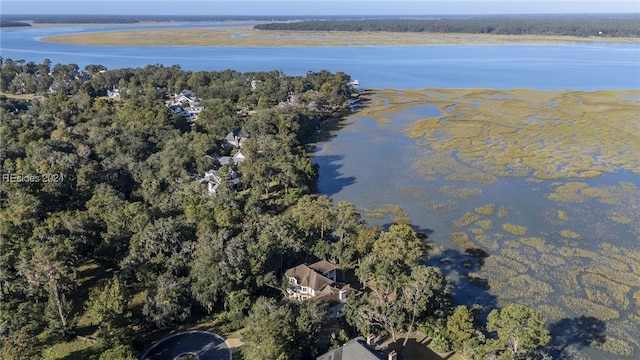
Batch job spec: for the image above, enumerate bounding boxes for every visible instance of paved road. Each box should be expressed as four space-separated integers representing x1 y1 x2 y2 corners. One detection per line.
141 330 231 360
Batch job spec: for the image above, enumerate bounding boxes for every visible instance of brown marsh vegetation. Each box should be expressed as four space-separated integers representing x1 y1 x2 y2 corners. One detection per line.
41 26 640 47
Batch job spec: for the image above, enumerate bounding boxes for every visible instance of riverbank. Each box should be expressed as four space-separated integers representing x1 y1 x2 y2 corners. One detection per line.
40 26 640 46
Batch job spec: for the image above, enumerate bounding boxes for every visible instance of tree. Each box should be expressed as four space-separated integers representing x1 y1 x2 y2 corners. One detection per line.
85 276 130 340
486 304 551 359
241 297 297 360
17 234 77 338
447 305 484 358
343 291 405 343
356 224 427 286
373 224 427 266
294 300 330 358
142 273 191 328
402 266 454 346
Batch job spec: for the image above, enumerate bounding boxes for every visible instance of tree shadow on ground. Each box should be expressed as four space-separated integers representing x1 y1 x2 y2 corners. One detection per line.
426 248 497 318
391 335 455 360
314 154 356 196
61 345 102 360
546 316 606 358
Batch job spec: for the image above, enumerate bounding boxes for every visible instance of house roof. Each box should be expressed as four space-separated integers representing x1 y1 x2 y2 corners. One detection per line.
285 264 334 291
309 260 338 274
316 337 384 360
315 284 357 304
224 128 249 147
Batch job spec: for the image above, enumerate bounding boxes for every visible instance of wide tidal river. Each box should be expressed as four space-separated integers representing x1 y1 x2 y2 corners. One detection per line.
2 24 639 359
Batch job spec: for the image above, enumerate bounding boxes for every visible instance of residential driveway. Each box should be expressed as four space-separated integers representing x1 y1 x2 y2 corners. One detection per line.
141 330 232 360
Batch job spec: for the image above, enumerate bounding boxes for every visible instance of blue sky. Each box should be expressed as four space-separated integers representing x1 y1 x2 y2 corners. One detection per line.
2 0 639 15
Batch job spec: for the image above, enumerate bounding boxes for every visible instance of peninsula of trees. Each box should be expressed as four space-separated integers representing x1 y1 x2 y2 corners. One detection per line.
254 15 640 38
1 58 553 360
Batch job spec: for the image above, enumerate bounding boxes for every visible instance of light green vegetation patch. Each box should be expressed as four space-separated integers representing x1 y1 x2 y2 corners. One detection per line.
608 212 632 224
497 206 508 218
361 204 409 219
537 304 568 323
398 185 431 199
560 230 581 239
394 216 412 225
484 256 552 302
0 91 40 100
438 186 483 199
504 240 520 248
502 223 528 236
475 219 493 230
520 237 546 252
473 234 500 251
453 212 480 228
538 253 566 267
557 210 568 221
474 203 495 216
593 336 634 357
561 296 620 320
42 339 99 360
484 255 529 274
422 200 456 212
581 272 631 310
451 232 475 252
548 182 590 202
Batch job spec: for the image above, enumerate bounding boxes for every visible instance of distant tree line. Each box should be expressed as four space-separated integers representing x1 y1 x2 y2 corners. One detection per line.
0 20 31 27
0 14 340 24
254 17 640 38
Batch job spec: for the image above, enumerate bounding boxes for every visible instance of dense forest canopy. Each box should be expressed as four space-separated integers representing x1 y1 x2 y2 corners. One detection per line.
254 16 640 37
0 58 553 359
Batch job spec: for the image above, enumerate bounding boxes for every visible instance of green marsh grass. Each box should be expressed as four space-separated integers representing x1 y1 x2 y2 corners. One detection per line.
348 88 640 352
520 237 546 252
43 27 640 47
475 203 495 216
473 235 499 251
453 212 480 228
594 337 634 357
422 200 456 212
502 223 528 236
581 272 631 310
475 219 493 230
438 185 483 199
560 230 581 239
557 210 568 221
561 296 620 320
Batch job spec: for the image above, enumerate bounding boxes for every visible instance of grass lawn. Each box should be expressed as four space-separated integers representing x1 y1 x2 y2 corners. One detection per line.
0 91 40 100
41 338 101 360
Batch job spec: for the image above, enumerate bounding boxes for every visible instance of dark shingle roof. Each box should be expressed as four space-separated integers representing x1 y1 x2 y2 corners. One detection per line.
316 337 384 360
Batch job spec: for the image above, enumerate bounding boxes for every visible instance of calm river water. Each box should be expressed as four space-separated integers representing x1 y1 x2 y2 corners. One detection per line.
2 24 639 359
